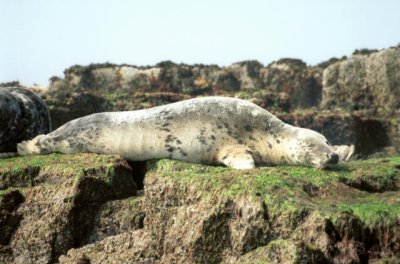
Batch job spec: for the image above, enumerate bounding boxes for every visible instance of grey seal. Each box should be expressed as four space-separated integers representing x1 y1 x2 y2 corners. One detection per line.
17 97 353 169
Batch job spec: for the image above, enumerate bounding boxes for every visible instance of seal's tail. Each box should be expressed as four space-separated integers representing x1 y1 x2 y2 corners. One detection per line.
17 135 44 156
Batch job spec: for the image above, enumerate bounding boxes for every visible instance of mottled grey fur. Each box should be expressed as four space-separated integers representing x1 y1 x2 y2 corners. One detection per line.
17 97 353 169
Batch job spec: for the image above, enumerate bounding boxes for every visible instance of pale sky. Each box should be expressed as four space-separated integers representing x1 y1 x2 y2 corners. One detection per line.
1 0 400 85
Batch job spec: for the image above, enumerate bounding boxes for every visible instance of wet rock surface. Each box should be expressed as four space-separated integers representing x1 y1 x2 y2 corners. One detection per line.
1 154 399 263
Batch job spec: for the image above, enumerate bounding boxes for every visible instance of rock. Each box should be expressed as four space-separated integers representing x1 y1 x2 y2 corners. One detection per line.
44 91 112 130
0 87 51 153
59 230 158 264
0 190 24 245
45 60 323 129
1 155 400 263
88 196 144 243
4 47 400 157
235 240 326 263
0 154 137 263
261 58 323 109
148 158 400 263
278 110 393 158
321 47 400 115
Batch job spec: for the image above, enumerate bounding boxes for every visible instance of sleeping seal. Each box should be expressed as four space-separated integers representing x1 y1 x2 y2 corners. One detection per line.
17 97 353 169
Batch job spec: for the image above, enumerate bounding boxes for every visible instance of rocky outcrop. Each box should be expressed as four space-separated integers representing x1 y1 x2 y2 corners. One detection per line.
45 60 322 128
0 154 138 263
3 45 400 264
59 157 400 263
261 59 322 109
32 47 399 157
0 87 51 153
3 47 400 158
321 47 400 115
1 154 399 263
278 111 395 157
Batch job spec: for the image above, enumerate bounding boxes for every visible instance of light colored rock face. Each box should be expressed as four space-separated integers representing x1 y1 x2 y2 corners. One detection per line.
321 47 400 115
48 60 322 107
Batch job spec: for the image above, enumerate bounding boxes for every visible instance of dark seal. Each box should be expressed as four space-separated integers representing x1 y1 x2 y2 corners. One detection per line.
0 87 51 154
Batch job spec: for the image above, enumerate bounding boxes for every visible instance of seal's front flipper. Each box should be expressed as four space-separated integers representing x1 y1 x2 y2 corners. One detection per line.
217 145 255 170
332 144 355 162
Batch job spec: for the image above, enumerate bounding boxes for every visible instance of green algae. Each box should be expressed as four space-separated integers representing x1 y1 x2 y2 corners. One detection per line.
0 153 123 188
148 156 400 227
2 154 400 227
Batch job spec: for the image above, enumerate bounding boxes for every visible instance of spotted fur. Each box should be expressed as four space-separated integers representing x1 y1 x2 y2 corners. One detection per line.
17 97 353 169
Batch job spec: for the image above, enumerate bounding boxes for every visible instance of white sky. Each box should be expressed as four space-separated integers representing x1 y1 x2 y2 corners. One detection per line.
1 0 400 85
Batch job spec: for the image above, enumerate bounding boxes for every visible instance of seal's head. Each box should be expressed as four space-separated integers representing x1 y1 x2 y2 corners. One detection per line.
291 128 339 169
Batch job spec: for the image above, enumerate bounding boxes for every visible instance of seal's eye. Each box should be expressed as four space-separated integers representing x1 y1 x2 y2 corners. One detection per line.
309 143 315 148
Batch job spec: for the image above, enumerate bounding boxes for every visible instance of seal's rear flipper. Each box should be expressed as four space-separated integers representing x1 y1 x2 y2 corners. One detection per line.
332 144 355 162
17 135 46 155
216 145 255 169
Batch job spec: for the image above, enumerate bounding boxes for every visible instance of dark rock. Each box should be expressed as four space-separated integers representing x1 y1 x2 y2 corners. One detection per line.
0 190 24 245
0 87 51 153
278 111 392 158
88 196 144 244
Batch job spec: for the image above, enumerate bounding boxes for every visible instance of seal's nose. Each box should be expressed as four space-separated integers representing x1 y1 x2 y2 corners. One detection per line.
327 153 339 165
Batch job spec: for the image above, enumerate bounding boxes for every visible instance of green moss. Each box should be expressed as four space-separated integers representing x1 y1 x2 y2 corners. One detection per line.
234 91 252 99
2 154 399 229
127 196 143 209
148 156 400 227
103 92 130 103
336 203 400 225
0 187 16 196
0 153 122 188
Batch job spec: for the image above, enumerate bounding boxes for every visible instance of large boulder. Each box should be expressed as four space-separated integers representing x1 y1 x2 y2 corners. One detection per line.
0 154 138 263
321 47 400 115
0 87 51 153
